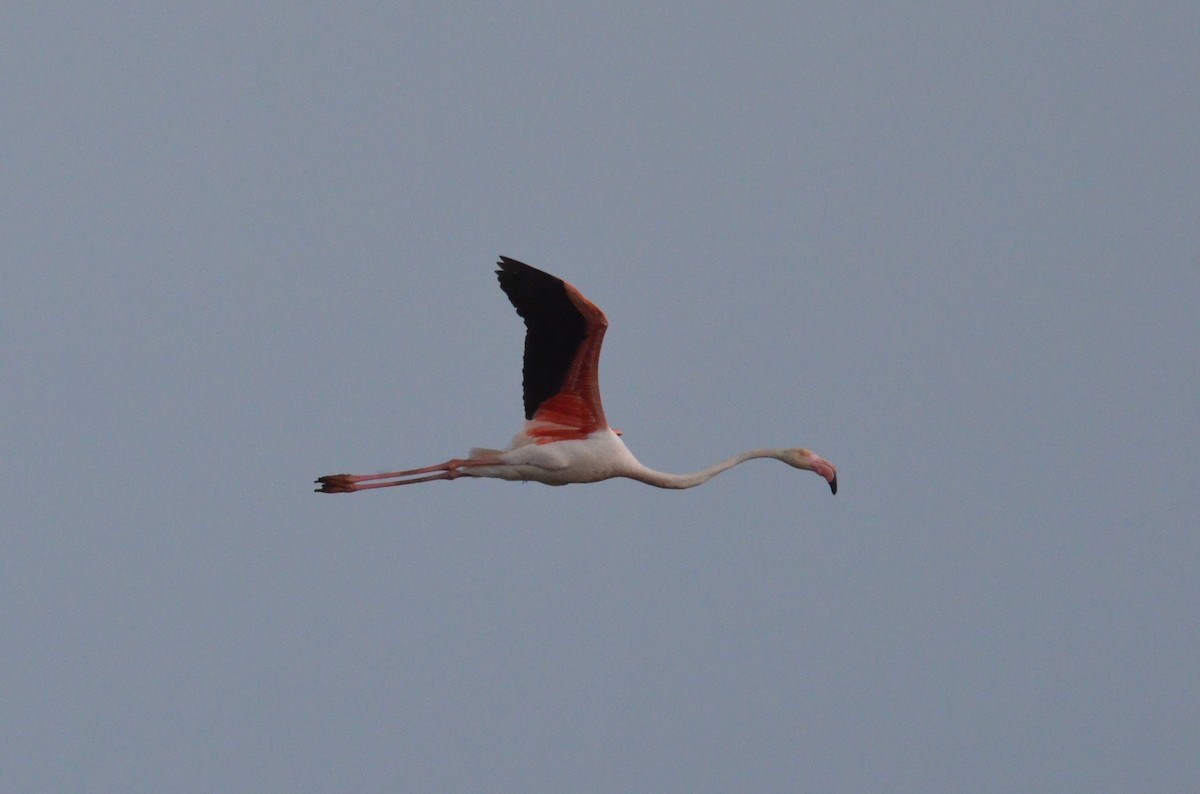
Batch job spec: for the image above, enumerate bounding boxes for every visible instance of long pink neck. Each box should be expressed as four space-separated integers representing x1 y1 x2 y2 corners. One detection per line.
626 449 786 490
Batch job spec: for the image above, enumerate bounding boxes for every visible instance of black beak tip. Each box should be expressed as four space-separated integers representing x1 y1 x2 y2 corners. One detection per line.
829 477 838 495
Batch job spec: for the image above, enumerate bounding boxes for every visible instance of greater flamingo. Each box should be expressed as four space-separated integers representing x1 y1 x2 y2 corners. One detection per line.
316 257 837 493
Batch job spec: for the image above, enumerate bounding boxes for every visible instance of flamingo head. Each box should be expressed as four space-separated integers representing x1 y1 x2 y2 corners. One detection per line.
785 448 838 494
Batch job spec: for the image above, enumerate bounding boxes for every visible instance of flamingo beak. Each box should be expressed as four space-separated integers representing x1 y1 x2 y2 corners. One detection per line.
810 456 838 494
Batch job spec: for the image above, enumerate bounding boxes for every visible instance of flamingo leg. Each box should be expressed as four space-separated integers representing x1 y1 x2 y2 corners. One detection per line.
315 457 495 493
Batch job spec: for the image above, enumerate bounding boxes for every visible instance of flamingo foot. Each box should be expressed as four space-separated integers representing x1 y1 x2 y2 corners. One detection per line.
314 474 360 493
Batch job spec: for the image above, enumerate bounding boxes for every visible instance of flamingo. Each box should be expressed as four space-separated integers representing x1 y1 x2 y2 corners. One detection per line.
316 257 837 494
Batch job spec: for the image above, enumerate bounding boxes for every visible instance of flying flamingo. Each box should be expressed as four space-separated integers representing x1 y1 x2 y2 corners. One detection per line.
316 257 837 494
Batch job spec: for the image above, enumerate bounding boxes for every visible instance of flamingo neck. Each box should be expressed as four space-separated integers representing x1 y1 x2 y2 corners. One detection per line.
627 449 784 490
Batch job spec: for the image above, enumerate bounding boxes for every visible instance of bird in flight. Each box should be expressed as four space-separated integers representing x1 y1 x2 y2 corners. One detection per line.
316 257 837 494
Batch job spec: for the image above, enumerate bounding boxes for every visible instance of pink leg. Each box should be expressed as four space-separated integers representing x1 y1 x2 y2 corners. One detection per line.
315 457 495 493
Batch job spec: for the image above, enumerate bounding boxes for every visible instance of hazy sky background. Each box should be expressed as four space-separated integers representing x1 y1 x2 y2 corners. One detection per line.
4 4 1198 791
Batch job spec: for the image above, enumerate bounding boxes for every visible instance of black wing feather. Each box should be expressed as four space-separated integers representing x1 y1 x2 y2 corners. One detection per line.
496 256 588 420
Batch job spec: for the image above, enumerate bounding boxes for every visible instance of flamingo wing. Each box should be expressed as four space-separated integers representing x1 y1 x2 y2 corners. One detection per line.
496 257 609 439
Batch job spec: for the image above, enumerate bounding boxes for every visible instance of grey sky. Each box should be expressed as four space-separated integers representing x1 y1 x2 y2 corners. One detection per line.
4 4 1198 791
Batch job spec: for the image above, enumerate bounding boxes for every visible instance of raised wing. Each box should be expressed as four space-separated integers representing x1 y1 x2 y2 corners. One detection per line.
495 256 609 439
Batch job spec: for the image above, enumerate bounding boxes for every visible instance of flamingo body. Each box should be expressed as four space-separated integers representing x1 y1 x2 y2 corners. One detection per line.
466 428 639 485
316 257 837 494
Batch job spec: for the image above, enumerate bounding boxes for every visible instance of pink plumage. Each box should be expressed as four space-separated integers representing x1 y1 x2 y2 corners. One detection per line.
316 257 837 494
